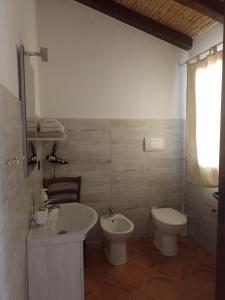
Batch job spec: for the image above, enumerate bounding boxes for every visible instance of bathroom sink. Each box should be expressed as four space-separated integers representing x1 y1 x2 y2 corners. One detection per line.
27 203 98 247
27 203 98 300
48 203 98 235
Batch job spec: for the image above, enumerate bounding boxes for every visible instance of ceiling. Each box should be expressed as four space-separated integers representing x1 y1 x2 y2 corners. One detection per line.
113 0 215 37
74 0 224 50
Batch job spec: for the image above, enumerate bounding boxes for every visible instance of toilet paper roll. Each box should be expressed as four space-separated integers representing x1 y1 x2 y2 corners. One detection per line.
35 209 48 225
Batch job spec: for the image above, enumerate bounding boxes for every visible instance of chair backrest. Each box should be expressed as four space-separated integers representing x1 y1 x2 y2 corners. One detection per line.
43 176 82 203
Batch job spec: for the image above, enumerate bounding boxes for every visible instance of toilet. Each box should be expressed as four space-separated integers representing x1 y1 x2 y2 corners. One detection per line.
151 207 187 256
100 213 134 265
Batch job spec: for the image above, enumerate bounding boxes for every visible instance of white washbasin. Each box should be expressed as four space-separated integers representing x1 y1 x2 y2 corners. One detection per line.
27 203 98 247
48 203 98 235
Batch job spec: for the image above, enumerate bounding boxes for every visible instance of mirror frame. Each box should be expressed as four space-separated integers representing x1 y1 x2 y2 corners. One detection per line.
18 44 37 177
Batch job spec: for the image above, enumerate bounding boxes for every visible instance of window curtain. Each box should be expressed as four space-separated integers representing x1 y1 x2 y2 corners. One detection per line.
186 51 222 187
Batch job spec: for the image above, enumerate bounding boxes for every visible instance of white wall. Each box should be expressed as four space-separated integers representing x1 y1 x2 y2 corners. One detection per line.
0 1 42 299
37 0 186 119
0 0 41 114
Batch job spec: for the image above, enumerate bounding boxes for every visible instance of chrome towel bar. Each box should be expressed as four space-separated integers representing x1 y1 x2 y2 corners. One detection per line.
0 155 24 168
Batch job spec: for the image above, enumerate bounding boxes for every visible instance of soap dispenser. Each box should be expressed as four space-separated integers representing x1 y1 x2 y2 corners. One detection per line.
40 188 48 203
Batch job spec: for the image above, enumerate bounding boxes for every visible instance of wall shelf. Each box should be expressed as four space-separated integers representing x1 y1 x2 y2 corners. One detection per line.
37 137 65 141
37 132 65 141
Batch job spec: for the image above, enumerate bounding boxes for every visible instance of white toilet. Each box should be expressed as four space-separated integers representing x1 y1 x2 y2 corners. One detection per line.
151 207 187 256
100 213 134 265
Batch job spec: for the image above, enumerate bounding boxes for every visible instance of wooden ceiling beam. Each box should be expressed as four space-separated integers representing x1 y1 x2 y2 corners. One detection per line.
174 0 224 23
74 0 193 50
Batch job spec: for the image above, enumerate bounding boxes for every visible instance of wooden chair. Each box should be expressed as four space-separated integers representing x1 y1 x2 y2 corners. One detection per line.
43 176 82 204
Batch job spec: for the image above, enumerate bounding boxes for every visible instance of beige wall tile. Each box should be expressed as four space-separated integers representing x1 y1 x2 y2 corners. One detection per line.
184 181 217 254
42 118 185 242
0 84 43 300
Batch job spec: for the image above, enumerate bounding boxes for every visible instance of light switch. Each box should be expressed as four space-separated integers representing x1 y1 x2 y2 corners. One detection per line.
144 138 165 152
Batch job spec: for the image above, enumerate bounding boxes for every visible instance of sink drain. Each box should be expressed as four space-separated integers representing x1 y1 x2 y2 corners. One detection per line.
57 230 67 235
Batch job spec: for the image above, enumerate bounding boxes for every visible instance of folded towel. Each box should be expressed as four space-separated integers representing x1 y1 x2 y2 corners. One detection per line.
41 119 63 129
40 125 64 130
40 127 64 133
41 118 60 122
41 118 58 123
37 131 65 139
41 123 63 129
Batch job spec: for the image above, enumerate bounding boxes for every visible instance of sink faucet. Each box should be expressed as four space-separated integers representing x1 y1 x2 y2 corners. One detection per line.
41 200 60 211
109 207 118 217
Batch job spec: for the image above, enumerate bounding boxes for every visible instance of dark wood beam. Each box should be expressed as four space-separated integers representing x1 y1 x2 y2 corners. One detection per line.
174 0 224 23
74 0 193 50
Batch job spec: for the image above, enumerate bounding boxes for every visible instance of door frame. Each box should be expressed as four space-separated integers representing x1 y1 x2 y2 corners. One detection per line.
216 15 225 300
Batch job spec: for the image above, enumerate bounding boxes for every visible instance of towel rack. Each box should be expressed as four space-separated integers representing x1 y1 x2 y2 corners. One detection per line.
0 155 24 168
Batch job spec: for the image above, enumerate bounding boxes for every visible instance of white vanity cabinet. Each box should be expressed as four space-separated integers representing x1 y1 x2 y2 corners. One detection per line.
27 229 84 300
27 203 98 300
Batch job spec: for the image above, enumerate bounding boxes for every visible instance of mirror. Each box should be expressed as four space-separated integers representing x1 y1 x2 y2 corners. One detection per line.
18 45 37 177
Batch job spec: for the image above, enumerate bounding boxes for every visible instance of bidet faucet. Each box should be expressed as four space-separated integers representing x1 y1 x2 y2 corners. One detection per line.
108 207 118 217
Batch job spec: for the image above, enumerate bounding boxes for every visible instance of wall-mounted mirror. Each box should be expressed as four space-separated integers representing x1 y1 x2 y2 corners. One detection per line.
18 45 37 177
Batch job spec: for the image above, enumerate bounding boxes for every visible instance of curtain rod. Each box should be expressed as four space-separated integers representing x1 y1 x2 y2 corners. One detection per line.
180 41 223 67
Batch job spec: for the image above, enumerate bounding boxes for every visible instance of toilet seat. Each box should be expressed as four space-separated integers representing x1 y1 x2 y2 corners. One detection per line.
152 207 187 226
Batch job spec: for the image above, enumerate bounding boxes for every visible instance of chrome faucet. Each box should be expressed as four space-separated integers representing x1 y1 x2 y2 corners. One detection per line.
109 207 118 217
41 200 60 211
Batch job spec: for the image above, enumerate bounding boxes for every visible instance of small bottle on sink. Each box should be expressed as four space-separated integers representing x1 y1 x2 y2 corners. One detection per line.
40 188 48 204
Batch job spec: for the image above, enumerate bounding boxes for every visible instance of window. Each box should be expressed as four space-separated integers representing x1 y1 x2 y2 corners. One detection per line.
195 58 222 170
186 51 222 187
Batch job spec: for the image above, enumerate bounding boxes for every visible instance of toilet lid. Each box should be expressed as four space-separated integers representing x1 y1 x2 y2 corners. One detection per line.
152 208 187 226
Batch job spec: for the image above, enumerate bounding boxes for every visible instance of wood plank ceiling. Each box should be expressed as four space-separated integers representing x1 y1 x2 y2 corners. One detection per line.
114 0 215 36
74 0 224 50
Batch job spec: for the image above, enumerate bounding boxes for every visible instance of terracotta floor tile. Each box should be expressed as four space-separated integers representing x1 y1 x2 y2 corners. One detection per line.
84 268 107 297
153 256 190 280
109 263 149 290
86 279 137 300
134 292 155 300
129 254 157 272
85 237 216 300
140 276 184 300
184 269 215 300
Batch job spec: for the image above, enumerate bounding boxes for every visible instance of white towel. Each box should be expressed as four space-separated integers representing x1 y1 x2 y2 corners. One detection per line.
41 119 64 129
41 123 63 129
37 131 65 139
40 127 64 133
41 118 58 123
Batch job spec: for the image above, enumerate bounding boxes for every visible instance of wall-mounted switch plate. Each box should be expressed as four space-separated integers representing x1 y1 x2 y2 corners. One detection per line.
144 138 165 152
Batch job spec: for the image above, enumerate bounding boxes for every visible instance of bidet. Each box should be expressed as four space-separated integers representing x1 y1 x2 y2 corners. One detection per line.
100 213 134 265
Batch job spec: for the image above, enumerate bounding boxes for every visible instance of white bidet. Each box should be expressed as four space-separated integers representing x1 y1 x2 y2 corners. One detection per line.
100 213 134 265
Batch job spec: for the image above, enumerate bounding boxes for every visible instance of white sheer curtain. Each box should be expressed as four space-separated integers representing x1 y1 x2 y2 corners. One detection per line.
186 51 222 187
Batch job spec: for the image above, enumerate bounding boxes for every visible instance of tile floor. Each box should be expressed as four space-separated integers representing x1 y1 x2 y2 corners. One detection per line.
85 237 216 300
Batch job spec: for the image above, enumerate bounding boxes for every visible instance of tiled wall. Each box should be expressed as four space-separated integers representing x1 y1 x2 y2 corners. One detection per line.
184 182 218 254
0 84 42 300
42 119 185 241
